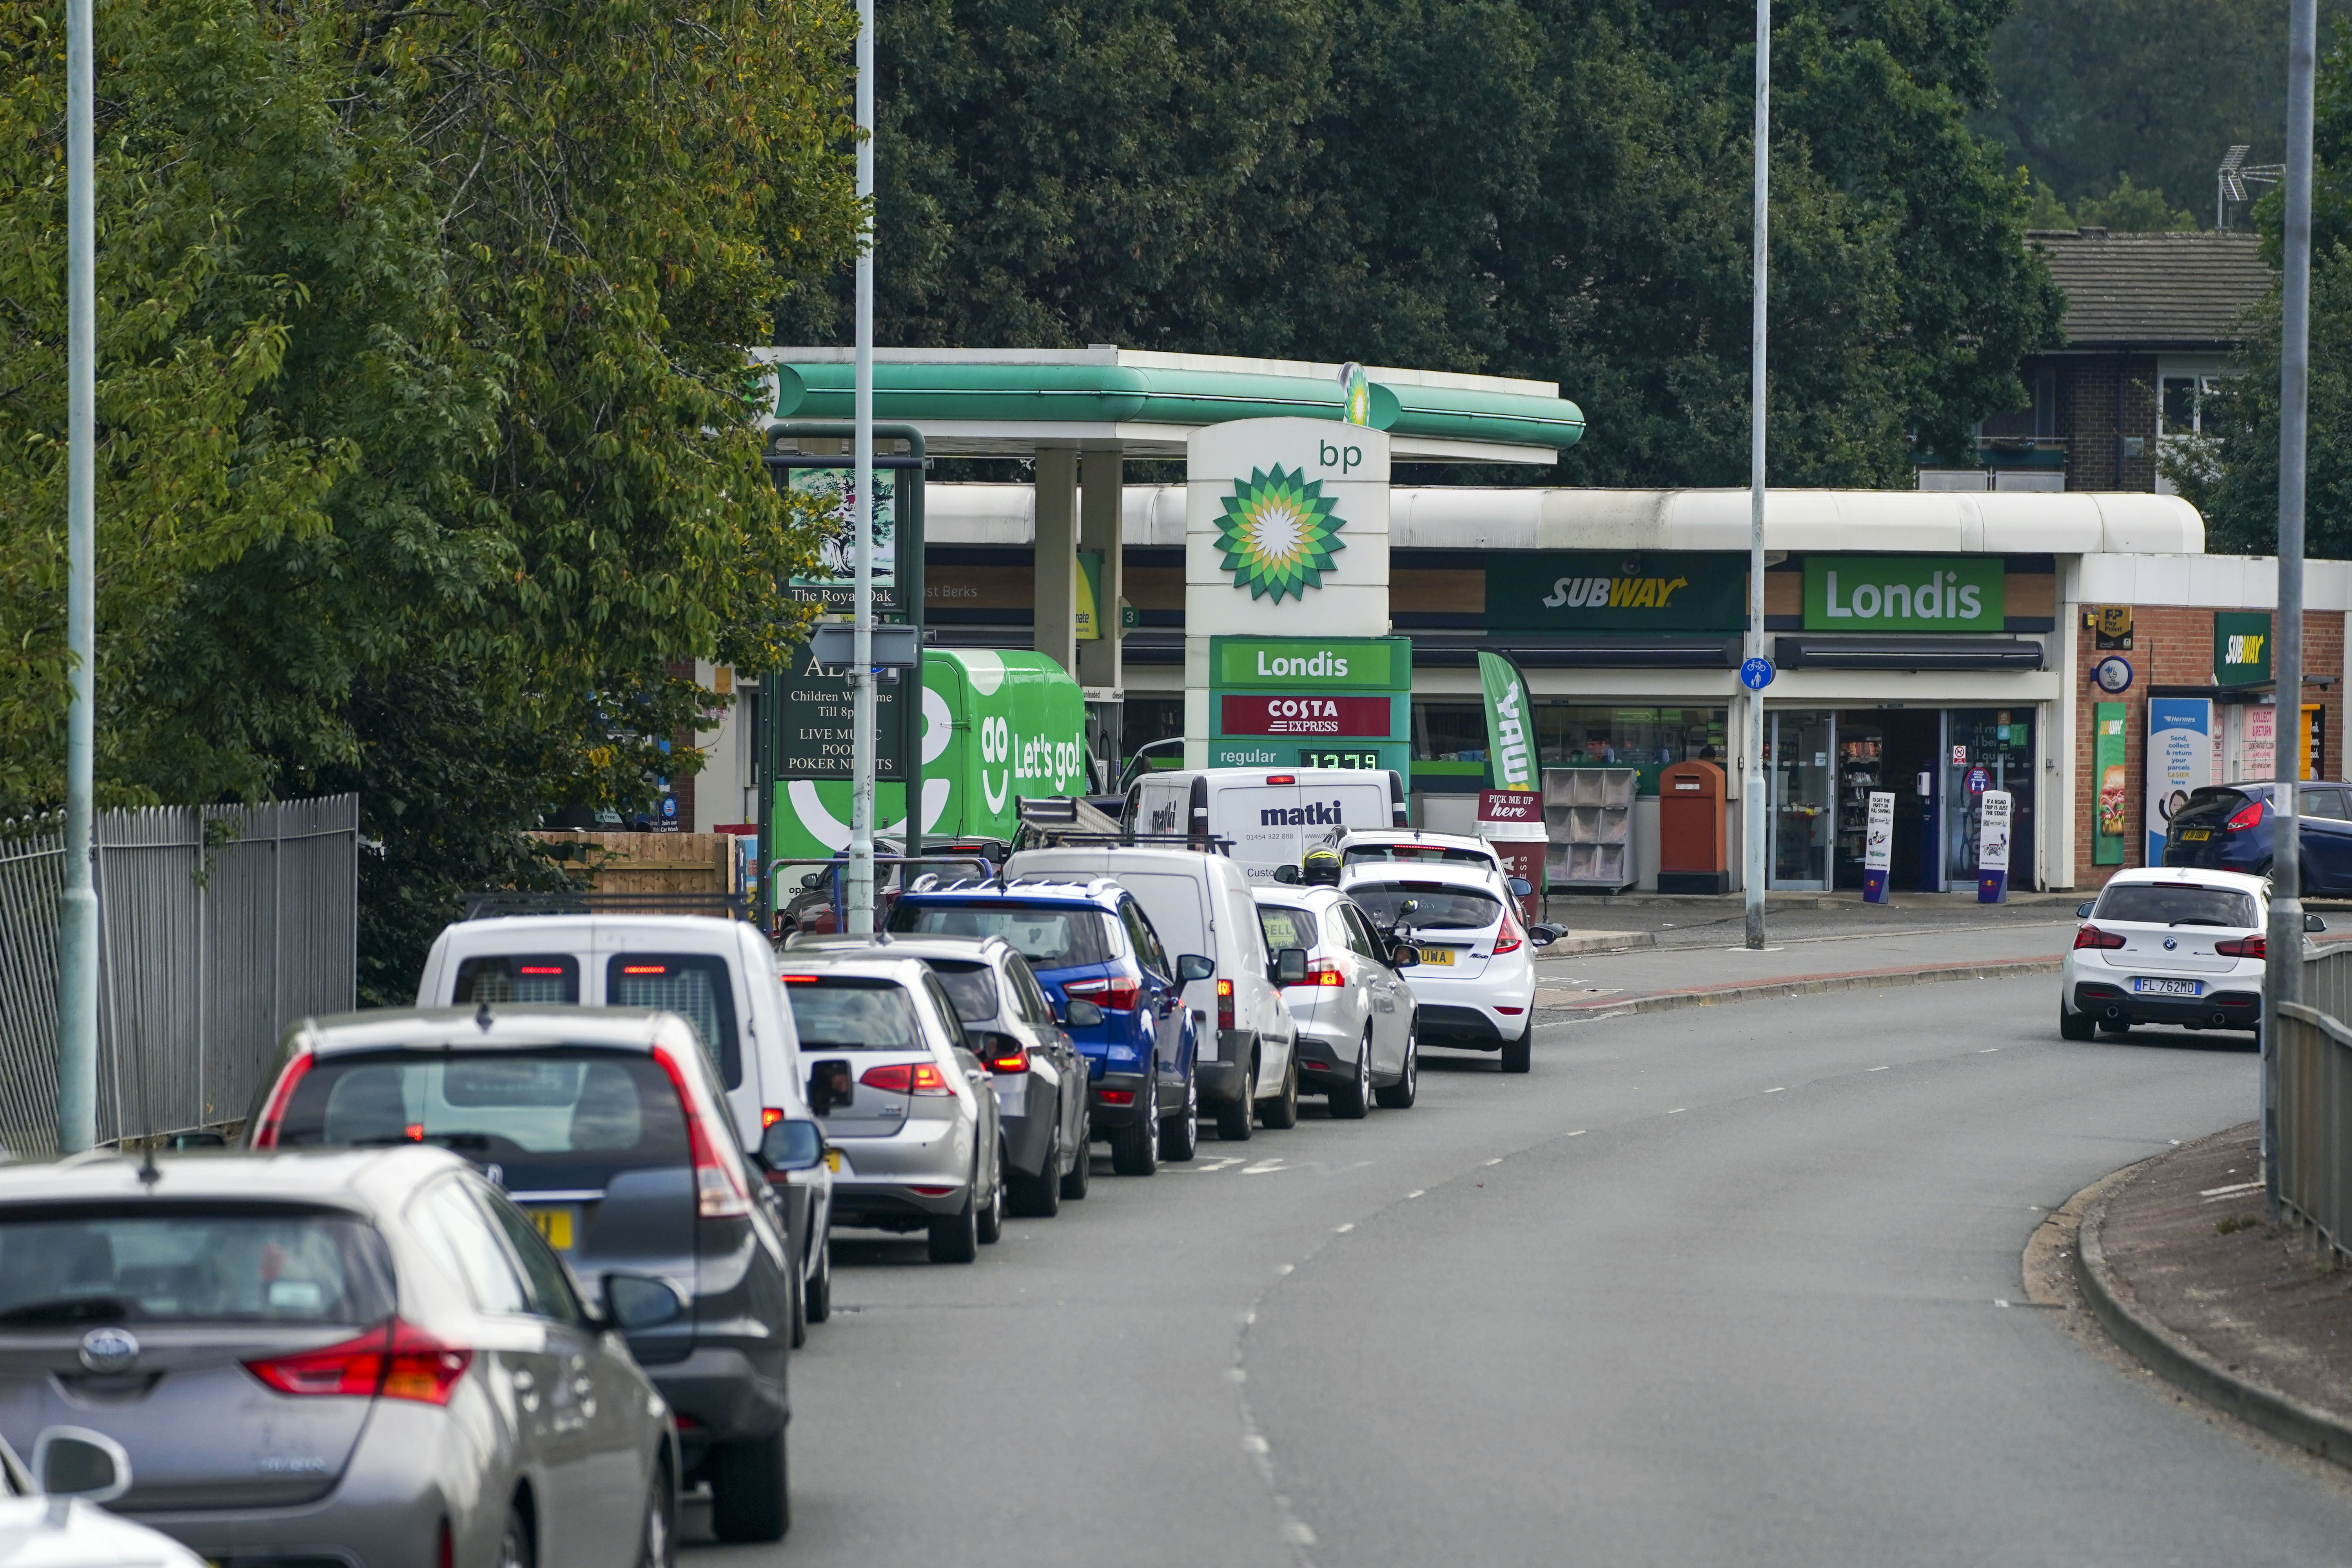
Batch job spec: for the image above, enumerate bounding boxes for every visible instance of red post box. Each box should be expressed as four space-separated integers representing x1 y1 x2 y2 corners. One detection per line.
1656 760 1728 894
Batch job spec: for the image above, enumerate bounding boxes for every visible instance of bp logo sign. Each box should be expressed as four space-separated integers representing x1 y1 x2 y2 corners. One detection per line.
1217 466 1347 603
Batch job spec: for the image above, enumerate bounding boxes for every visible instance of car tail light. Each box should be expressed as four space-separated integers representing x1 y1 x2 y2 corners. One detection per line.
2225 799 2265 831
245 1320 470 1404
2074 924 2127 950
1217 978 1235 1031
859 1062 953 1096
1497 1005 1525 1015
651 1043 754 1219
761 1107 784 1128
247 1052 315 1148
987 1044 1030 1073
1065 976 1141 1011
1492 923 1524 956
1267 775 1296 784
1292 962 1346 988
438 1520 454 1568
1097 1088 1136 1105
781 975 820 984
2217 934 2268 958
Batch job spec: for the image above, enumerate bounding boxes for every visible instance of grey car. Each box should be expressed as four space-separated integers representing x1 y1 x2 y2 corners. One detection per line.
246 1006 806 1543
792 934 1095 1214
0 1145 678 1568
1252 885 1421 1114
779 955 1007 1262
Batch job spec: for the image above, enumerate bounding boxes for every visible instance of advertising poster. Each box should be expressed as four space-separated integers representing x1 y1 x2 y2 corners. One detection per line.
1477 651 1539 793
788 467 899 614
1977 789 2013 904
2243 703 2277 784
2093 702 2127 865
1478 789 1545 926
1862 791 1895 904
2145 698 2214 864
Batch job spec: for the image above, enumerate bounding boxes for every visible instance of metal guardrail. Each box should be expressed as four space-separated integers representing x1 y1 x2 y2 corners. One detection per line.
0 797 357 1158
2272 944 2352 1262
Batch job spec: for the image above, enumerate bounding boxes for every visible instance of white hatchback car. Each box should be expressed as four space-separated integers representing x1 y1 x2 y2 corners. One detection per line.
2060 867 2277 1041
1252 886 1421 1114
1340 863 1539 1073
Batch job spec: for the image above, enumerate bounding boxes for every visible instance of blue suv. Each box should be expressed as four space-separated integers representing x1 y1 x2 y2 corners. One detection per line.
887 877 1209 1176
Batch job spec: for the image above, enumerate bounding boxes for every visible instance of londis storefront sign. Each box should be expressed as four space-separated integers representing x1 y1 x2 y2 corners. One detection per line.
1486 553 1744 632
1801 557 2004 631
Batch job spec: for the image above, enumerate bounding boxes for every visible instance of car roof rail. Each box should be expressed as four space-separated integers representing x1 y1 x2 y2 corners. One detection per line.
460 890 751 922
1021 831 1235 855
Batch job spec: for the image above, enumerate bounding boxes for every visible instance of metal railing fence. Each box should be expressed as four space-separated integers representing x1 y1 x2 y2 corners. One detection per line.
0 796 357 1157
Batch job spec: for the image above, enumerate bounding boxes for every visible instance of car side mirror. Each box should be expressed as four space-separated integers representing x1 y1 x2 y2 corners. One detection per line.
603 1273 685 1332
807 1059 854 1114
2076 901 2095 918
33 1428 130 1504
1389 943 1419 969
1176 954 1215 984
1273 864 1300 884
800 871 825 890
1528 924 1559 947
1062 998 1104 1029
759 1118 825 1173
1397 898 1420 919
1272 947 1308 986
1509 877 1532 897
2309 913 2330 933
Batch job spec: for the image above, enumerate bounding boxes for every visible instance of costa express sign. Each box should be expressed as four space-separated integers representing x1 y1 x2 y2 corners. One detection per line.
1220 694 1396 737
1486 553 1744 632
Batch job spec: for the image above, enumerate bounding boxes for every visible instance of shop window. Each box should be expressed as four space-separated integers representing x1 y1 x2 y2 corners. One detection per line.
1533 706 1729 797
1412 704 1489 764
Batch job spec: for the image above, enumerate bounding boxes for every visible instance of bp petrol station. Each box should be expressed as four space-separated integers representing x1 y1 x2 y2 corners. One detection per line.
742 345 2330 900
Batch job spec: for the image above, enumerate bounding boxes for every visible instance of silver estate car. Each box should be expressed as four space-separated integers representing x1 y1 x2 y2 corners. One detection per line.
780 955 1006 1263
0 1147 678 1568
1252 886 1421 1114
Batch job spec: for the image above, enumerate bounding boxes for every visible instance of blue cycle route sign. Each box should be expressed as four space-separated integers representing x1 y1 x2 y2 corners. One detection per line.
1739 657 1775 691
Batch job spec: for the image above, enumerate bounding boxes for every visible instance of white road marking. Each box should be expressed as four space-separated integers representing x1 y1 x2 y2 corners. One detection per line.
1995 1298 2011 1308
1484 1158 1503 1166
1869 1065 1890 1072
1764 1087 1786 1094
1277 1263 1294 1275
1566 1129 1588 1136
1242 1434 1270 1454
1241 1160 1288 1175
1334 1222 1355 1233
1978 1047 2000 1053
1227 1367 1247 1383
1667 1107 1687 1114
2199 1180 2263 1199
1406 1189 1425 1199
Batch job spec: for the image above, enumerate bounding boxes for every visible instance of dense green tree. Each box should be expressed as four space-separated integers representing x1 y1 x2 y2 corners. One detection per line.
821 0 2062 488
2024 173 2199 232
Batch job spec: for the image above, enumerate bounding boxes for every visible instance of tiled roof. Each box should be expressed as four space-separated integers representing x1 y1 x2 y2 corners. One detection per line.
2028 228 2273 349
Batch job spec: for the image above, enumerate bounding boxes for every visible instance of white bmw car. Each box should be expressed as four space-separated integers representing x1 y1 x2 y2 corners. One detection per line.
1341 862 1541 1073
2060 866 2281 1041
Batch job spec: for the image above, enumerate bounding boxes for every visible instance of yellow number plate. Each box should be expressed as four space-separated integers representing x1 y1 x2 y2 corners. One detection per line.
2180 829 2212 841
1417 947 1455 967
526 1207 573 1250
824 1149 842 1172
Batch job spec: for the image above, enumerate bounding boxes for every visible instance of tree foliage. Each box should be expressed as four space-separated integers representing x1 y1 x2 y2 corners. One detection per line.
1 0 858 994
797 0 2064 487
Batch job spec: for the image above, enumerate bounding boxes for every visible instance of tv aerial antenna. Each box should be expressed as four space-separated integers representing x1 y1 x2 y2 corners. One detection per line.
2218 145 2285 229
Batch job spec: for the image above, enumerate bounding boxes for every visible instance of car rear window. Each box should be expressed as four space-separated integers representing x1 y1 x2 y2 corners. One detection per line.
606 955 741 1088
782 976 922 1049
2095 884 2259 928
1347 881 1503 932
454 955 580 1004
924 960 1000 1024
0 1207 394 1327
270 1050 691 1191
889 902 1112 969
1257 905 1319 951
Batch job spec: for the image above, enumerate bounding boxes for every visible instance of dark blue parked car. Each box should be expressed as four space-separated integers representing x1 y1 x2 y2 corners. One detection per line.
886 878 1210 1176
2163 780 2352 894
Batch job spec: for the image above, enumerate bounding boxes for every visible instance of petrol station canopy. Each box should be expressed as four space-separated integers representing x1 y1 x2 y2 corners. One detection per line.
755 347 1585 465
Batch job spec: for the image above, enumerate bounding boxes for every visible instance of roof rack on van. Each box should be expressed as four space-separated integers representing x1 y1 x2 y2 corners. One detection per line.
460 890 752 922
1018 831 1235 856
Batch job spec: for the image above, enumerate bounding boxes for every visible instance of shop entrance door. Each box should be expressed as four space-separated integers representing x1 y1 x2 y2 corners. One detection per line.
1831 710 1945 893
1944 708 2034 891
1768 710 1834 888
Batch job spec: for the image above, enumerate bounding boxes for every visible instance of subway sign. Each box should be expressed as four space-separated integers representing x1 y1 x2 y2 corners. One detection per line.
1487 553 1745 632
1801 556 2004 631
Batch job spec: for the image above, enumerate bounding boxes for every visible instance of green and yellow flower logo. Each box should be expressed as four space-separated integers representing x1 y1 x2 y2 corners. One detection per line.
1216 466 1348 602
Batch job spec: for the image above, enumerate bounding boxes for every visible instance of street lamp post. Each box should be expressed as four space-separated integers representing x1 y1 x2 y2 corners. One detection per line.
845 0 877 936
1742 0 1770 951
57 0 99 1151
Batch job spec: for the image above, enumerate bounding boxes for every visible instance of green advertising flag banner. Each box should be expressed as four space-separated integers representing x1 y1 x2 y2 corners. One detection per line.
2094 701 2128 866
1486 553 1746 632
1477 652 1538 793
1801 557 2004 631
2214 611 2272 686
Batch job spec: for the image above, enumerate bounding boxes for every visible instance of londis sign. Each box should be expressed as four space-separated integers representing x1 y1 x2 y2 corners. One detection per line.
1801 557 2004 631
1211 636 1411 691
1486 553 1744 633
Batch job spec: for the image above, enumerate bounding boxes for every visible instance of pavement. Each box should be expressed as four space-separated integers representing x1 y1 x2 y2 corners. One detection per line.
2074 1123 2352 1465
690 965 2352 1567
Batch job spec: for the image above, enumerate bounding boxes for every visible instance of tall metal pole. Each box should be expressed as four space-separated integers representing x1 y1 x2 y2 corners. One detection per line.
846 0 877 936
1742 0 1771 950
2264 0 2315 1225
56 0 99 1152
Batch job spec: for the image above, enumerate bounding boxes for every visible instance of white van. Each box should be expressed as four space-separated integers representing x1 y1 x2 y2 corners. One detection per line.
415 913 836 1330
1003 846 1303 1140
1123 768 1409 883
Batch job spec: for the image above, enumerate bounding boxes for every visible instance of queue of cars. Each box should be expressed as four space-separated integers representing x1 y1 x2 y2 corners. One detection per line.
0 825 1551 1568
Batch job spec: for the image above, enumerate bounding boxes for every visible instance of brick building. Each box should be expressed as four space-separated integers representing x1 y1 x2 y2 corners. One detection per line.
1923 228 2273 494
